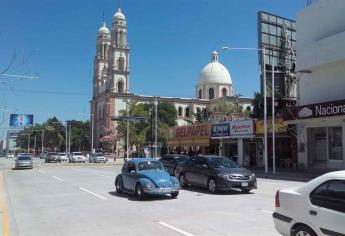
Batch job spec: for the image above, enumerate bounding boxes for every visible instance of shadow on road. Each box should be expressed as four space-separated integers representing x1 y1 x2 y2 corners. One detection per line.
180 185 254 195
108 191 176 201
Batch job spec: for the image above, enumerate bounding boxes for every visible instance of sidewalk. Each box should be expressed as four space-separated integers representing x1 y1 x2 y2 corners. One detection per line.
249 167 330 182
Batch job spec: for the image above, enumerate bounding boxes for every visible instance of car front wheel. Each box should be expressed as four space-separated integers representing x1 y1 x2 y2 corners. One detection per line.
208 178 217 193
292 225 317 236
115 177 123 194
241 189 251 194
171 191 179 199
135 183 145 200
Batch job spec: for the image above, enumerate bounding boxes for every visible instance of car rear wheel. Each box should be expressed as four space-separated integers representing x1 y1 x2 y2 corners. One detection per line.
208 178 217 193
115 177 123 194
179 174 186 188
135 183 145 200
293 225 317 236
171 191 179 199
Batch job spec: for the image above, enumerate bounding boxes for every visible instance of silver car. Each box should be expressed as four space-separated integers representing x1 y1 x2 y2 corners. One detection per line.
89 153 107 163
15 154 33 169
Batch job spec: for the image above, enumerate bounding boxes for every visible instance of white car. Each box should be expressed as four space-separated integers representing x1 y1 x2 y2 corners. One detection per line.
58 153 69 162
89 153 107 163
7 153 15 158
273 170 345 236
69 152 86 163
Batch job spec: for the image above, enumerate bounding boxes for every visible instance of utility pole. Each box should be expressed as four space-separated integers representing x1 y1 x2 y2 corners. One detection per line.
150 106 153 158
34 134 36 157
41 129 44 155
65 121 68 154
272 58 276 174
28 134 30 154
154 98 158 158
68 124 71 155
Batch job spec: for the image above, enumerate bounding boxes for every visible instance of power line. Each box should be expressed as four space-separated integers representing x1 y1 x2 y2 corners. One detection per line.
0 88 89 96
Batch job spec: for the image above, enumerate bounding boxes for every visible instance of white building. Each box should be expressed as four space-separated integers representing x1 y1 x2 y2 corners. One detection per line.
90 8 252 150
294 0 345 170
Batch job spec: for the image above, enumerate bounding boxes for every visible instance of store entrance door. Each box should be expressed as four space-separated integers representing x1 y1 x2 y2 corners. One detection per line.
307 127 327 168
244 141 257 167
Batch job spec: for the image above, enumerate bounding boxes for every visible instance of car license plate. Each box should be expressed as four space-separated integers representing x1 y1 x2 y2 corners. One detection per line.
241 182 248 187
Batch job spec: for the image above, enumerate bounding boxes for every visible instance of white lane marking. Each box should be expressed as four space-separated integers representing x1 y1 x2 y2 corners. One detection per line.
51 176 64 182
261 209 274 214
158 221 195 236
79 187 107 200
97 174 112 179
38 170 46 174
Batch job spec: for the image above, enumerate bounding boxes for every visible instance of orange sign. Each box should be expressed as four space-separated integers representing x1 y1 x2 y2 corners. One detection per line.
256 118 287 134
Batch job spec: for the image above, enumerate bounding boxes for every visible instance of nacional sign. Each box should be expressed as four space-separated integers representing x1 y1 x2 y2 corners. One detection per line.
298 99 345 119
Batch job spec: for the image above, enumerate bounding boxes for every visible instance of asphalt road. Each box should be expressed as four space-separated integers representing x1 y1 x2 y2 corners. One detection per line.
0 158 305 236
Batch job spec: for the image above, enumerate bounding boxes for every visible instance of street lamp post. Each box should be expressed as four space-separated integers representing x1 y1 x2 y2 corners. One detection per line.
222 46 269 174
272 58 276 174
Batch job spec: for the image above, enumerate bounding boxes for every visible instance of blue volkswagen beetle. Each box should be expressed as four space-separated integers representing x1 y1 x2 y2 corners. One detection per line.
115 158 180 199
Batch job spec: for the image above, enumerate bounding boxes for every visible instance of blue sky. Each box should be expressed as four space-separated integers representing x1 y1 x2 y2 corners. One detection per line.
0 0 306 129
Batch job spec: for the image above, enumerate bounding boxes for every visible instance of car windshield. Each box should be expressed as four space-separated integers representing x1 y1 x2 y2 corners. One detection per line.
208 157 239 169
48 152 58 156
137 161 163 171
96 153 104 156
59 153 65 156
74 152 83 155
17 156 31 161
174 156 188 161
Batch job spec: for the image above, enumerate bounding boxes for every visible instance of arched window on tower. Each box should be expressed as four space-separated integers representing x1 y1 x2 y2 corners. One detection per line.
198 89 202 99
222 88 227 97
178 107 183 117
117 57 125 71
185 107 190 117
117 80 124 93
209 88 214 99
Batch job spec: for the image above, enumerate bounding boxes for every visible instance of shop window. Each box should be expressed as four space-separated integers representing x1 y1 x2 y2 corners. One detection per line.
328 127 342 160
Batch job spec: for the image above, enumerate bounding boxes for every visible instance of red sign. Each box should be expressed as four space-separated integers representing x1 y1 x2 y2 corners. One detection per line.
175 124 210 138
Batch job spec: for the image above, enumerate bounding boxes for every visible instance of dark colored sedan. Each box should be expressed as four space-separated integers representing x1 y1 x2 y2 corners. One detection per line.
45 152 59 163
175 155 257 193
159 154 190 176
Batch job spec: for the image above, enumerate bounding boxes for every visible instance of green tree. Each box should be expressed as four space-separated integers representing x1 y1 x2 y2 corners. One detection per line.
251 91 263 118
195 109 209 123
69 120 90 151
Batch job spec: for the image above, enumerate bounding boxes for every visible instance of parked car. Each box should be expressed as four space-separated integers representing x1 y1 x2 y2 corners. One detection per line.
115 158 180 199
45 152 60 163
159 154 190 176
58 153 69 162
15 153 33 169
89 153 107 163
40 152 47 159
7 153 15 158
273 170 345 236
175 155 257 193
69 152 86 163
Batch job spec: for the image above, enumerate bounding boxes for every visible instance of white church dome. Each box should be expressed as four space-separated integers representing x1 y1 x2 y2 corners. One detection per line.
98 23 110 35
197 51 232 86
113 8 125 20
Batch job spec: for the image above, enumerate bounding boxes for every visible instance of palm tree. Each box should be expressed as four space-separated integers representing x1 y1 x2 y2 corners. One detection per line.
252 92 264 118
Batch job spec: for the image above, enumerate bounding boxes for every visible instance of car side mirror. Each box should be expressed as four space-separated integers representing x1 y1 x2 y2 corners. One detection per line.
130 170 136 174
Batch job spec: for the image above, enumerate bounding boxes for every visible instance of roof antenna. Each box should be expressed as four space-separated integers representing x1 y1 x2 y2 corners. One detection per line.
102 12 105 27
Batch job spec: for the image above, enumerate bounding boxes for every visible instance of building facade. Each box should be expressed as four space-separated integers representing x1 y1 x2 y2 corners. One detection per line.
90 8 253 152
292 0 345 170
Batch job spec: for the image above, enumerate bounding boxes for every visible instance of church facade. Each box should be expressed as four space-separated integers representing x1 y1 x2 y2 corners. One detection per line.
90 8 253 150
